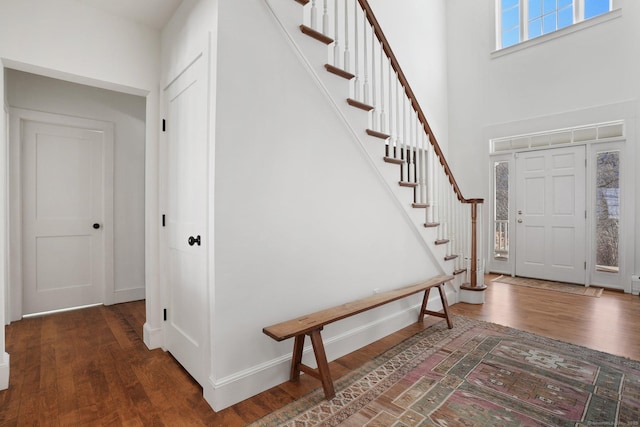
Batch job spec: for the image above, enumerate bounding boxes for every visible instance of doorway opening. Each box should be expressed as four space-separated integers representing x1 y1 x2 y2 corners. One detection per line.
5 68 147 320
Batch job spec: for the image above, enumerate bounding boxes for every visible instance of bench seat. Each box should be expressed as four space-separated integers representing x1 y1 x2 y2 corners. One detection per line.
263 274 454 399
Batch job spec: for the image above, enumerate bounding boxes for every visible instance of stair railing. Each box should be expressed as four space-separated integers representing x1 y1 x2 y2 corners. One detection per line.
301 0 485 288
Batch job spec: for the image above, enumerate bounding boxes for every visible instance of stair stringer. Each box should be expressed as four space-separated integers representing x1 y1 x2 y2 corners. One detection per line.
265 0 465 295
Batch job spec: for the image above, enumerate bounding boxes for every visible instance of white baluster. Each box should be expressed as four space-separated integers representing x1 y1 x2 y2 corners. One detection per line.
370 27 377 130
363 16 369 105
379 46 385 133
334 0 340 68
353 0 360 100
344 0 350 72
431 147 437 225
396 79 404 166
388 64 394 157
414 115 420 186
311 0 318 30
402 97 410 176
421 132 427 205
322 0 329 35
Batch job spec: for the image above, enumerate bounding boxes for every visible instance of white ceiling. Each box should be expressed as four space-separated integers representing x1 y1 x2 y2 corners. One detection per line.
80 0 183 30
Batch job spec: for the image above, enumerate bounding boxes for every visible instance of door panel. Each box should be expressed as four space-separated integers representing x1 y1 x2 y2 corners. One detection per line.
515 146 586 284
164 54 208 386
22 121 107 314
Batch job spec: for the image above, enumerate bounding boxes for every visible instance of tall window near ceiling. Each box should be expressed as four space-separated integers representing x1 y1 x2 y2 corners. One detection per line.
498 0 613 49
595 151 619 273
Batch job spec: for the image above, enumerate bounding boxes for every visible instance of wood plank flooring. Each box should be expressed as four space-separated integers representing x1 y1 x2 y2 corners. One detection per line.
1 274 638 425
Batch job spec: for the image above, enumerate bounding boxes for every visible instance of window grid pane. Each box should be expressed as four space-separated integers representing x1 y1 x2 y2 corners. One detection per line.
501 1 520 48
585 0 610 19
527 0 573 40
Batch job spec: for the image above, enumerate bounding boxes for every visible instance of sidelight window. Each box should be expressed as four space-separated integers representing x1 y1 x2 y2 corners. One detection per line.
595 150 619 273
493 161 510 260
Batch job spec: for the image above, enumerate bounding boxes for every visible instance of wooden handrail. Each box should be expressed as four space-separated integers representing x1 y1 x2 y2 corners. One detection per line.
357 0 485 288
357 0 478 205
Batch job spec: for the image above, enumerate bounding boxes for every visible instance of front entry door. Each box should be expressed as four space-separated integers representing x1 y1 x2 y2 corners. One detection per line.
515 146 586 284
164 53 209 386
22 119 112 315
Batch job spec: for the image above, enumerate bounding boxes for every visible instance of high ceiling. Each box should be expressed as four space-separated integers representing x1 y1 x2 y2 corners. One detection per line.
79 0 183 30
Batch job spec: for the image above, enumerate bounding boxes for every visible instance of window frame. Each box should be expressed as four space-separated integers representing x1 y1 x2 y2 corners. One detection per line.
496 0 618 51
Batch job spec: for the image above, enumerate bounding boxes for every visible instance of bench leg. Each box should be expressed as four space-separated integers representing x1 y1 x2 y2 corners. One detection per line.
419 288 432 321
309 329 336 399
437 284 453 329
419 284 454 329
290 334 305 382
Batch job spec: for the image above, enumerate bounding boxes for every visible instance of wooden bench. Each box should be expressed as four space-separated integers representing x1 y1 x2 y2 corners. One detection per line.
263 274 454 399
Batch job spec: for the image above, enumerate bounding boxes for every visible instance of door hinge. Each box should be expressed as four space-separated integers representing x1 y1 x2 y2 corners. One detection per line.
163 308 167 321
162 214 166 227
584 261 587 270
162 119 166 132
585 210 587 219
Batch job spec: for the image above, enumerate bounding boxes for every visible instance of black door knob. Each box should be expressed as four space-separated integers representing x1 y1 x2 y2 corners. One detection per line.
188 235 201 246
93 223 101 229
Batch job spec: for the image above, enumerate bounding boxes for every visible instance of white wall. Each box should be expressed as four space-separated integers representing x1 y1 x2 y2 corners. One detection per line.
368 0 450 152
0 0 162 389
208 0 445 410
5 69 147 304
446 0 640 277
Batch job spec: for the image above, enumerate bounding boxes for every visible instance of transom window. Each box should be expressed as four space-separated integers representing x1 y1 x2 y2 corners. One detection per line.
499 0 612 49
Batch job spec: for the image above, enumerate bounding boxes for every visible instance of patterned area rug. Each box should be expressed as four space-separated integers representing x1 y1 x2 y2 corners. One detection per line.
250 316 640 426
492 275 604 297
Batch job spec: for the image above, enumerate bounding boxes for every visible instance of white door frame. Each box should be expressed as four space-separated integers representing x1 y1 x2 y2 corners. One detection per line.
8 108 115 320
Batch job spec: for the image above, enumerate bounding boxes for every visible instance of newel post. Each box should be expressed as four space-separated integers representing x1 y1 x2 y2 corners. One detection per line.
460 199 487 303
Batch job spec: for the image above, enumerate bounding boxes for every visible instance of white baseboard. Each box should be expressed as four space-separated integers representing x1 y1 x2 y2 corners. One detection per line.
202 289 454 411
113 287 145 304
143 322 163 350
0 352 9 390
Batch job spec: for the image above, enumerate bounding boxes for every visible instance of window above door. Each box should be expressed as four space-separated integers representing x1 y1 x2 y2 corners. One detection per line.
497 0 620 52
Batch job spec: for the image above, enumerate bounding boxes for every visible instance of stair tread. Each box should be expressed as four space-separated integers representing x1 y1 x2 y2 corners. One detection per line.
435 239 450 245
399 181 418 188
295 0 309 4
383 156 404 165
412 203 428 208
366 129 391 140
347 98 374 111
453 268 467 275
444 255 458 261
300 25 334 45
325 64 355 80
424 222 440 228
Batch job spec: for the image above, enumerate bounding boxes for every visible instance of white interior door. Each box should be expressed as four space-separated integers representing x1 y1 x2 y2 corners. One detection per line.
164 54 208 386
515 146 586 284
22 120 112 315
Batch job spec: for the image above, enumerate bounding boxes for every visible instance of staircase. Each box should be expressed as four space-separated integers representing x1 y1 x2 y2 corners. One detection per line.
266 0 486 293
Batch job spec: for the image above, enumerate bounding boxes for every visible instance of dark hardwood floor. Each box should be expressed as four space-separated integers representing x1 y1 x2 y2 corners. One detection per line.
1 274 638 425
